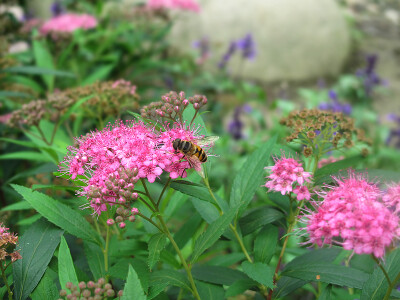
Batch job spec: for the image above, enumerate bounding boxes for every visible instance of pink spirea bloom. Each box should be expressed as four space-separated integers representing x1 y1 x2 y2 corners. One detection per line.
59 121 206 214
112 79 137 95
40 13 97 35
305 172 398 258
293 185 311 201
383 183 400 214
264 154 312 196
147 0 200 12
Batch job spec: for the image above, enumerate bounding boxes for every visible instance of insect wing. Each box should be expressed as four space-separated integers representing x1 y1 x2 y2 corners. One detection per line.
185 154 205 178
196 136 219 147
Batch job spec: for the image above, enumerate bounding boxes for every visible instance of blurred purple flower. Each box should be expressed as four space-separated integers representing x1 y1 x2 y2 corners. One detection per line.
386 114 400 149
228 105 252 140
319 90 352 115
356 54 384 97
193 36 210 64
50 1 64 17
217 41 237 69
237 33 256 60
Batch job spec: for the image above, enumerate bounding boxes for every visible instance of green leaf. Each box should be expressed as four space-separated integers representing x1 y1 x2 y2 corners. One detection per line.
254 225 278 264
192 266 249 285
225 279 257 297
191 206 238 263
0 151 51 162
190 197 220 224
148 233 167 271
12 185 102 245
241 261 274 288
166 214 202 252
81 64 115 85
196 281 225 300
284 248 341 270
58 94 94 125
207 253 246 267
31 269 58 300
273 277 308 299
84 241 105 279
1 201 32 212
360 248 400 300
33 39 55 90
282 263 369 289
13 218 63 300
239 206 283 236
0 137 36 148
149 269 191 291
319 284 332 300
122 265 146 300
230 136 277 216
17 214 41 226
108 258 149 291
2 66 75 77
58 236 78 290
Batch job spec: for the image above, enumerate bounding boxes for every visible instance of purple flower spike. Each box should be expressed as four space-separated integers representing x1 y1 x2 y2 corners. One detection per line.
237 33 256 60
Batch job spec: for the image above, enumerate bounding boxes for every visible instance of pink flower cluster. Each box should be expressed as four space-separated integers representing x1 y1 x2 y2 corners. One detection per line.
60 121 208 214
383 183 400 214
147 0 200 12
0 224 21 262
112 79 137 96
264 154 312 200
305 173 399 258
40 13 97 35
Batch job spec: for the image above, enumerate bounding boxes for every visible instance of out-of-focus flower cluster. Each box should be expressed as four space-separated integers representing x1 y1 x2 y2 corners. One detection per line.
8 80 139 129
58 278 122 300
280 109 371 157
147 0 201 13
304 172 399 258
40 13 97 35
218 33 256 69
265 154 312 200
59 118 210 215
0 223 21 262
141 91 207 124
317 155 344 169
319 90 352 115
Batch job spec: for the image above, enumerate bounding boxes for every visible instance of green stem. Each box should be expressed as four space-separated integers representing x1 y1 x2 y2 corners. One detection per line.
1 262 13 300
157 215 201 300
383 270 400 300
157 177 171 207
372 255 392 286
104 219 110 274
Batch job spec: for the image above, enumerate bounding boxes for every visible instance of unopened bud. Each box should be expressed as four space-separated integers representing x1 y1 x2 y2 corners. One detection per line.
107 219 115 226
119 222 126 229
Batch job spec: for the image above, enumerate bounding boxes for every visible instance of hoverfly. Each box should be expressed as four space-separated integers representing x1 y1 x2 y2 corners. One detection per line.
172 136 219 178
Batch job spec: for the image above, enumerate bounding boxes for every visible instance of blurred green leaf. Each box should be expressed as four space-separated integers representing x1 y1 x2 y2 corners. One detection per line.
225 279 257 297
239 206 283 236
58 236 78 290
0 151 51 162
33 40 55 90
192 266 249 285
230 136 277 216
81 64 115 85
122 265 146 300
12 185 103 245
84 242 106 279
1 66 75 77
196 281 225 300
13 218 63 300
149 269 191 291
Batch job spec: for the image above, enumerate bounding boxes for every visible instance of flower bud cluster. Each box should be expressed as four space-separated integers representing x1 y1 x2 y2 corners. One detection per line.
141 91 207 124
8 80 139 129
265 153 312 201
58 278 122 300
280 109 370 156
0 223 21 263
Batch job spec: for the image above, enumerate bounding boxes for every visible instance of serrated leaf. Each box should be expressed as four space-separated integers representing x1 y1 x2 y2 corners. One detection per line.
241 261 274 288
196 281 225 300
360 248 400 300
254 225 278 264
12 185 102 245
31 269 58 300
13 218 63 300
282 263 369 288
58 236 78 290
108 258 149 291
148 233 167 270
192 266 249 285
122 265 146 300
239 206 283 235
149 269 191 291
230 136 277 216
84 241 105 279
191 206 238 263
225 279 257 297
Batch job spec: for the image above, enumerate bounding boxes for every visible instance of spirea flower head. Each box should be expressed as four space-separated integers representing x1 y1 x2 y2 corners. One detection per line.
40 13 97 35
304 171 398 258
0 224 21 262
147 0 200 12
264 153 312 197
59 120 208 215
382 183 400 214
